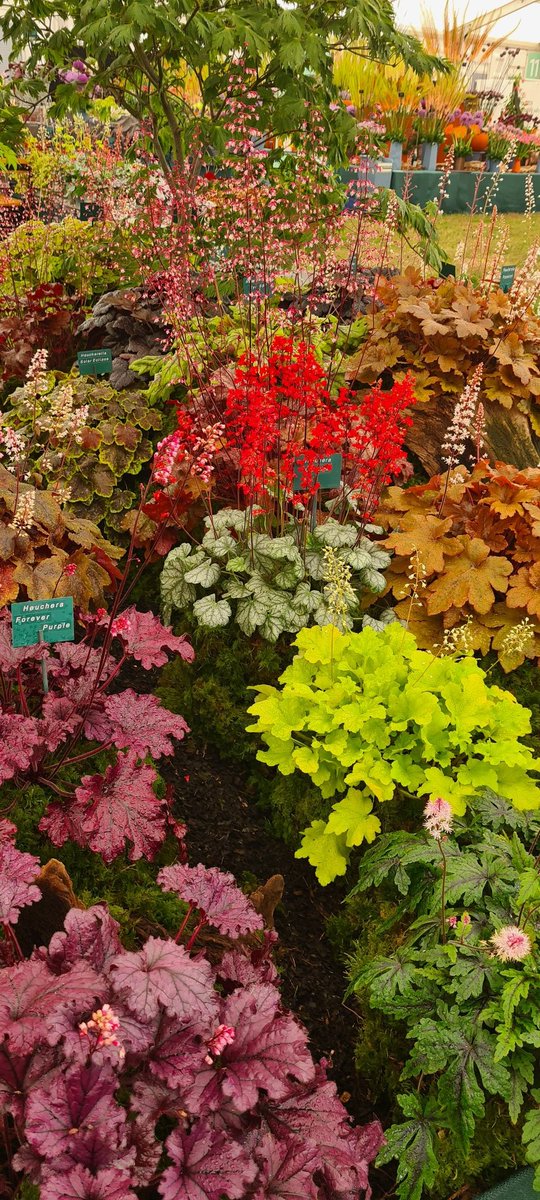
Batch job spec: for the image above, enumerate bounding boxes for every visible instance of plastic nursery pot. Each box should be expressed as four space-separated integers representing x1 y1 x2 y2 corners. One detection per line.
388 141 403 171
421 141 438 171
455 156 466 171
511 157 522 173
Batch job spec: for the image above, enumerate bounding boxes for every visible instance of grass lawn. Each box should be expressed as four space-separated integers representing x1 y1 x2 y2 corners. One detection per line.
436 212 540 268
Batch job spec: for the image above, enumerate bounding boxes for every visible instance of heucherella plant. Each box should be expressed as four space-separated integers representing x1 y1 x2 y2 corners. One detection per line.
161 510 391 641
0 825 383 1199
247 623 540 884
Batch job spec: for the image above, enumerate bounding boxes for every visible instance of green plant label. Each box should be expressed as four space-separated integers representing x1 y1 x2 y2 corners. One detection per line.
79 200 102 221
350 253 358 276
293 452 343 493
440 261 456 278
242 278 273 297
500 266 516 293
77 348 113 376
11 597 75 648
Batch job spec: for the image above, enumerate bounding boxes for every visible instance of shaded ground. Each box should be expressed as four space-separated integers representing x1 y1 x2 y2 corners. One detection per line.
160 739 394 1198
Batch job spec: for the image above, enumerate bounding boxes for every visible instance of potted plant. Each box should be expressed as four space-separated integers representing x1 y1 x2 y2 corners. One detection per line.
413 107 446 170
453 132 473 170
486 127 511 171
384 103 409 171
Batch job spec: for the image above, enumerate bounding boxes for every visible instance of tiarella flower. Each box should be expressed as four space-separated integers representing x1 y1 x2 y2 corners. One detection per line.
441 365 484 469
205 1023 236 1064
490 925 532 962
64 563 77 577
423 796 453 838
11 489 36 532
447 915 458 928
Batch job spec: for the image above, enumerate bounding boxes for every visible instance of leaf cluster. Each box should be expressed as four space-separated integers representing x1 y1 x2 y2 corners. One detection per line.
247 622 540 883
346 268 540 418
377 460 540 670
347 795 540 1198
0 831 384 1200
6 374 162 537
3 218 142 302
0 282 83 385
0 604 192 863
161 510 391 642
0 464 124 610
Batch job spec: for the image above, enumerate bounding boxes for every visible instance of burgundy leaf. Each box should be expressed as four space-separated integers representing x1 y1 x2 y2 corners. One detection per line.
214 985 314 1114
0 819 16 843
47 906 122 973
218 943 277 988
158 864 263 938
112 607 195 669
25 1062 128 1170
148 1011 209 1088
252 1133 319 1200
131 1077 188 1124
82 701 113 743
39 695 80 752
318 1122 384 1200
109 936 218 1025
125 1117 162 1186
48 643 115 682
0 713 43 784
72 752 166 863
0 958 100 1053
42 1166 137 1200
159 1121 256 1200
263 1069 354 1151
39 801 88 850
0 841 40 923
0 1044 58 1119
104 691 189 757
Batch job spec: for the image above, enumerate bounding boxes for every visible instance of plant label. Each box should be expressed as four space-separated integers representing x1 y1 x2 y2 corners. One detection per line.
242 278 273 297
500 266 516 293
350 253 358 276
293 452 343 493
11 596 75 648
440 261 456 278
77 348 113 376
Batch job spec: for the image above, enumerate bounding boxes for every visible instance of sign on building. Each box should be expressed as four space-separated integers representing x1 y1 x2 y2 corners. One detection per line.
525 52 540 81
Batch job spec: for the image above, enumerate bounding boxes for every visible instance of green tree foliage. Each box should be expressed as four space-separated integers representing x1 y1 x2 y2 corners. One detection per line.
1 0 445 170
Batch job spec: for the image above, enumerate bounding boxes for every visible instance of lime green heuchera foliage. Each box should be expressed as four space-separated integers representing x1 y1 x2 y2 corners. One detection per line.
247 624 540 884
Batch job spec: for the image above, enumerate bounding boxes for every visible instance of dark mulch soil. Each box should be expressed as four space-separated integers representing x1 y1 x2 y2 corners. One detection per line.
121 663 393 1197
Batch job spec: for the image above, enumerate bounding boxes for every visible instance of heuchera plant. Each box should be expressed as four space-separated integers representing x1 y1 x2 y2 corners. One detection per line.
0 605 193 863
375 461 540 672
0 827 383 1199
347 794 540 1198
247 623 540 884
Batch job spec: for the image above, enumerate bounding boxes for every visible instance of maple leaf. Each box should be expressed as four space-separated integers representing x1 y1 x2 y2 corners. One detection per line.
0 842 40 924
47 906 123 973
252 1132 320 1200
213 984 314 1113
158 864 263 938
39 802 88 850
507 563 540 620
0 713 43 784
109 936 218 1025
480 481 539 520
493 334 537 385
384 513 460 574
159 1122 257 1200
39 696 81 753
25 1063 129 1171
426 538 512 615
42 1166 137 1200
72 752 166 863
104 691 189 758
0 959 100 1053
111 607 195 669
0 1044 57 1120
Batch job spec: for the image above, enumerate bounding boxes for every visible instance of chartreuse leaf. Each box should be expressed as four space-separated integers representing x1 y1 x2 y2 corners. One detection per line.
326 789 381 847
376 1093 445 1200
295 820 349 884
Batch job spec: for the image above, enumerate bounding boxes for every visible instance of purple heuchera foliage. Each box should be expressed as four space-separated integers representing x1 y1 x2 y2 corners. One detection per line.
0 850 383 1198
158 863 264 937
0 605 191 862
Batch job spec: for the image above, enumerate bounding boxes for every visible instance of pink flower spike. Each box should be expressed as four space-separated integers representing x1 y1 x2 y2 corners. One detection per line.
423 796 454 839
64 563 76 577
205 1023 236 1064
462 913 471 926
490 925 531 962
447 916 458 928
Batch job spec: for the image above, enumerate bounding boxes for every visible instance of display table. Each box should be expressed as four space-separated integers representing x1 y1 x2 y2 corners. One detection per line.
390 169 540 214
